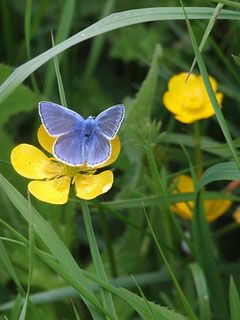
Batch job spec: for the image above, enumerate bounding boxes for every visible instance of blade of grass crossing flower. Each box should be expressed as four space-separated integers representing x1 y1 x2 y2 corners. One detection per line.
188 3 223 77
81 200 117 320
84 0 115 78
189 263 211 320
19 193 35 320
51 32 67 106
181 1 240 171
229 277 240 320
210 0 240 9
44 0 75 98
1 7 240 105
181 5 230 317
0 174 110 319
143 206 197 320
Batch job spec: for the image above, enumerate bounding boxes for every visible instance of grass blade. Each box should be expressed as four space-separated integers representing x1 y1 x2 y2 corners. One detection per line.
199 161 240 190
44 0 76 97
19 194 35 320
0 7 240 104
188 3 224 76
51 32 67 106
143 207 197 320
229 277 240 320
181 2 240 171
84 0 115 78
189 263 211 320
0 174 109 319
210 0 240 9
81 200 117 319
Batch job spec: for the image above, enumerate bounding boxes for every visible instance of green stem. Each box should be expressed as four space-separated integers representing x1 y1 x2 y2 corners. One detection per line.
98 206 118 278
147 146 173 260
193 121 203 180
81 200 117 320
146 146 195 257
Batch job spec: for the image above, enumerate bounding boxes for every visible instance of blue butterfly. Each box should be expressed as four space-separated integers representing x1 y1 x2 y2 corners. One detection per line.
39 102 125 167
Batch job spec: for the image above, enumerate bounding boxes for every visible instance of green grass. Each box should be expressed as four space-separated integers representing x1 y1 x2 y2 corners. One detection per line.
0 1 240 319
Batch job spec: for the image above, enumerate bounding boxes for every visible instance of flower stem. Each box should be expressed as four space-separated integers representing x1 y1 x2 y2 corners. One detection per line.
98 205 118 278
147 146 173 260
81 200 117 320
193 121 203 180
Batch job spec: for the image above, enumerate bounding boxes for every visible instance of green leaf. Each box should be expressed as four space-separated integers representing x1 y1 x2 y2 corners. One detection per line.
81 200 117 319
0 64 40 127
44 0 76 97
189 263 211 320
192 191 227 319
0 241 23 294
229 277 240 320
0 174 109 319
181 3 240 171
1 7 240 104
199 161 240 190
110 24 162 63
123 44 161 164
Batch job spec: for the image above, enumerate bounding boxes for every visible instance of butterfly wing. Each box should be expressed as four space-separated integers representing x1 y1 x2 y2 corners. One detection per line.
85 129 111 167
53 129 85 166
39 101 84 136
95 104 125 139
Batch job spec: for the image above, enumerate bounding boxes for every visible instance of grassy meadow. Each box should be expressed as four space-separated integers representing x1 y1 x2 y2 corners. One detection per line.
1 0 240 319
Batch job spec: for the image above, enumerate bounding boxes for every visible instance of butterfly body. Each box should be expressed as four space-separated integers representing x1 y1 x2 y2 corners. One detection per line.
39 102 125 167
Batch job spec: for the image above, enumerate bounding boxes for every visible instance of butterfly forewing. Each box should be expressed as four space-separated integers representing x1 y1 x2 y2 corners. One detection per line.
39 101 84 136
95 104 125 139
53 129 85 166
86 130 111 166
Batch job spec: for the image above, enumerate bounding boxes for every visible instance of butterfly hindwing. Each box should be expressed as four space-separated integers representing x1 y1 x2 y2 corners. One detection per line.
39 101 84 136
95 104 125 139
85 129 111 166
53 129 85 166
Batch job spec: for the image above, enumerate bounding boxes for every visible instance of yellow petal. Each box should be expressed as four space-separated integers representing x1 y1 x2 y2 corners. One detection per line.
37 124 56 154
233 207 240 223
11 144 53 179
171 175 195 220
28 176 71 204
75 170 113 200
204 199 232 222
171 175 231 222
163 72 223 123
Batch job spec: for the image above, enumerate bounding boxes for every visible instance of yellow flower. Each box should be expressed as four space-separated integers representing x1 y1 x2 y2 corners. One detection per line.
233 207 240 223
171 175 232 222
11 125 121 204
163 72 223 123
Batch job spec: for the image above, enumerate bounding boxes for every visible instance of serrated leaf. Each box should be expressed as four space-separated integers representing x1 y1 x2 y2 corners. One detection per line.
123 45 161 163
232 54 240 66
